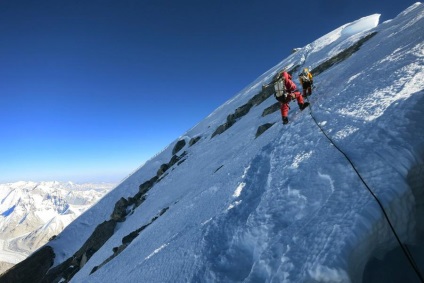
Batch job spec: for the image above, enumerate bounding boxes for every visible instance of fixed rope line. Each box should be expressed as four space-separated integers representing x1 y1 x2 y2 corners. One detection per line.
305 96 424 283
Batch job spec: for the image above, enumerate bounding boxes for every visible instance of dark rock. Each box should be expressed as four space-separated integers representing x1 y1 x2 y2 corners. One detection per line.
189 136 201 146
41 220 117 282
132 175 161 209
42 257 73 283
312 32 377 76
156 163 170 177
168 155 180 167
256 123 275 138
177 158 186 166
90 265 99 275
211 123 229 138
122 229 144 245
63 264 79 281
169 152 187 169
262 102 280 117
110 197 129 222
132 193 147 208
0 246 55 283
249 88 274 106
90 244 127 275
172 139 186 155
157 152 187 177
92 207 170 275
159 207 169 216
121 207 169 248
231 104 252 120
139 176 159 196
75 220 116 260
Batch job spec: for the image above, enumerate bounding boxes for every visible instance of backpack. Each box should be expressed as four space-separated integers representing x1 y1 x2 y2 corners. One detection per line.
274 77 288 102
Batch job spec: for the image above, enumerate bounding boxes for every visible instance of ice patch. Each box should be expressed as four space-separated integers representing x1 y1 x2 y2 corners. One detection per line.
242 164 251 178
347 73 361 84
227 200 242 210
233 182 245 198
291 151 313 168
145 243 169 260
334 126 359 140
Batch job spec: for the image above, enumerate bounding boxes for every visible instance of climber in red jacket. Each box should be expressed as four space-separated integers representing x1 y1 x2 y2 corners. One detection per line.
274 71 309 124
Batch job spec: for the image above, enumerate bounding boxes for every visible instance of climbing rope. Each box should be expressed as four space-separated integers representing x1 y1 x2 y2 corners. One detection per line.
305 95 424 283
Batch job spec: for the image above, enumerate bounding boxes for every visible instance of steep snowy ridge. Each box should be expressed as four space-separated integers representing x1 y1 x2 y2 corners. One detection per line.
1 3 423 283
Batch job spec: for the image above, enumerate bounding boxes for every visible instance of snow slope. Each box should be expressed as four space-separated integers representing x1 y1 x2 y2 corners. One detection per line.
0 181 113 273
3 3 424 283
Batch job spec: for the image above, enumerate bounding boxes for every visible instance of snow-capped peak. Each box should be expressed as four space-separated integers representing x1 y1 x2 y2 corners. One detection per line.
0 181 114 273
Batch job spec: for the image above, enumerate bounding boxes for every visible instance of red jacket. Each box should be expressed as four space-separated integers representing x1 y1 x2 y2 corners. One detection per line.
281 71 298 93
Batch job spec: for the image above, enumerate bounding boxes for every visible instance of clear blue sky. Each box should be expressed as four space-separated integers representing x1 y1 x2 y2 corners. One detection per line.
0 0 417 183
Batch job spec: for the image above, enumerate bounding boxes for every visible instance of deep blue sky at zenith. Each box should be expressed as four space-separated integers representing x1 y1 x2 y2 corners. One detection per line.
0 0 418 183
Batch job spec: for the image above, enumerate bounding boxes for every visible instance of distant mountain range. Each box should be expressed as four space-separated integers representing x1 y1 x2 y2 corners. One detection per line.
0 181 114 274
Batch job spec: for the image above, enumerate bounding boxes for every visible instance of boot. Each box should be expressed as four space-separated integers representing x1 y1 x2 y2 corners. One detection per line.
282 116 289 124
299 102 310 111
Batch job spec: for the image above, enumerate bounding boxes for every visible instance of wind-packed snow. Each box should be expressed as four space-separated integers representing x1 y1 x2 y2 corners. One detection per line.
0 181 113 273
30 3 424 283
342 14 380 36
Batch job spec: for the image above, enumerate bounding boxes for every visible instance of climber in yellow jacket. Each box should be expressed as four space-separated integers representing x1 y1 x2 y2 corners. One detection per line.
298 68 314 97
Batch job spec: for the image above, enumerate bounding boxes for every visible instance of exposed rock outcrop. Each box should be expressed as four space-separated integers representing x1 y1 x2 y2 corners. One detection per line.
189 136 201 146
41 220 117 282
311 32 377 76
0 246 54 283
91 207 170 275
262 102 280 117
255 123 275 138
172 139 186 155
110 197 130 222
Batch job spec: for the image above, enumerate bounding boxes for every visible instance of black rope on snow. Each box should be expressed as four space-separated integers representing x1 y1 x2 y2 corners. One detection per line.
305 96 424 283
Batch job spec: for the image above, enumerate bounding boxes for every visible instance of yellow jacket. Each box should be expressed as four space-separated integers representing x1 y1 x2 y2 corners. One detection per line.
298 71 313 86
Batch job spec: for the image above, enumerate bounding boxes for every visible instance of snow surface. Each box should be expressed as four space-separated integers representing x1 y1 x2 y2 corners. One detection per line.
41 3 424 283
0 181 113 273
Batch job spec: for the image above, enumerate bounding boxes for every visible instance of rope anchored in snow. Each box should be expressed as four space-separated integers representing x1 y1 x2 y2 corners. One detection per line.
305 96 424 283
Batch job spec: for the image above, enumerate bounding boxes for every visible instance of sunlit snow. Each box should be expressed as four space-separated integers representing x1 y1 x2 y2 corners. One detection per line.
19 3 424 283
